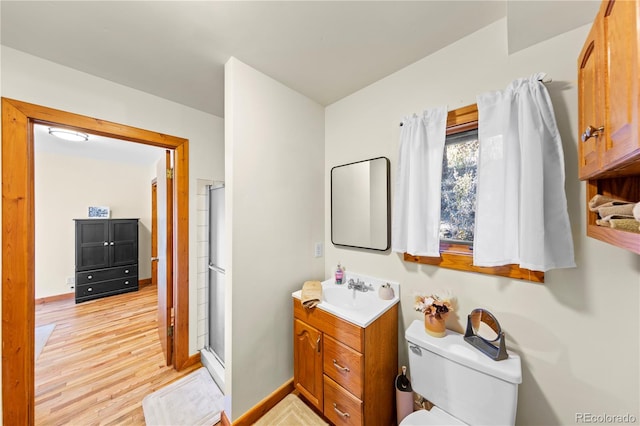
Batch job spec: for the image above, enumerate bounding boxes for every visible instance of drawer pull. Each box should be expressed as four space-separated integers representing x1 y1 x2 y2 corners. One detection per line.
87 287 93 292
125 269 129 274
124 281 130 285
87 275 93 280
316 336 321 353
332 359 350 372
103 242 109 246
333 403 350 418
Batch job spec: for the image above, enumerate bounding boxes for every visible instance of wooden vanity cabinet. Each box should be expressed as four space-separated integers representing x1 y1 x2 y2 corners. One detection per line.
293 298 398 426
577 0 640 254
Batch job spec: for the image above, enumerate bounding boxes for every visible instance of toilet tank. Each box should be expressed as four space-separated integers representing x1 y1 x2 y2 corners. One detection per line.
405 320 522 426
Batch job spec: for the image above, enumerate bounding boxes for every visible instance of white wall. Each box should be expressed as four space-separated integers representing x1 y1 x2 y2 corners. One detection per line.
225 57 324 420
34 150 157 298
1 46 224 358
325 19 639 425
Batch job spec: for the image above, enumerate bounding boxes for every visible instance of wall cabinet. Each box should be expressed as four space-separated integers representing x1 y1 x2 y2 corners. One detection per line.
74 219 139 303
293 298 398 426
577 0 640 254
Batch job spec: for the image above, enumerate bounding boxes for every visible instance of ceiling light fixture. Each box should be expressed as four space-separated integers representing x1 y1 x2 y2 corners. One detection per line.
48 127 90 142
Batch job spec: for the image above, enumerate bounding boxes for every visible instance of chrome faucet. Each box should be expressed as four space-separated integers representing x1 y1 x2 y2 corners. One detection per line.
347 278 374 292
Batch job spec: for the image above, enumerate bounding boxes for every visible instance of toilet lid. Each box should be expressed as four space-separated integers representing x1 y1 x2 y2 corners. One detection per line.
400 407 467 426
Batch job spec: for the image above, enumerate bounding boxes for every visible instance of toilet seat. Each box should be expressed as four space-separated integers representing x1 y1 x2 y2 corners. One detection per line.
400 406 467 426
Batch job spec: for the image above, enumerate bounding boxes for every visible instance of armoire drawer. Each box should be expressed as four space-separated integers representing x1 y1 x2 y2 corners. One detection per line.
323 334 363 399
323 375 363 426
76 265 138 285
76 277 138 298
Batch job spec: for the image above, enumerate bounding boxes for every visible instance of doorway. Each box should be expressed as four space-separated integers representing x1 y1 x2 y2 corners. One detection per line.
1 98 191 425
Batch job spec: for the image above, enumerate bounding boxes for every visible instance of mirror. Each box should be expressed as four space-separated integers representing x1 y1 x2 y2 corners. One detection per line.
464 308 509 361
468 309 501 342
331 157 390 250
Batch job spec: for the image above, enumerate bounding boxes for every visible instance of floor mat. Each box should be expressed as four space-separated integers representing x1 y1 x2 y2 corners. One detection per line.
254 394 328 426
35 323 55 360
142 367 223 426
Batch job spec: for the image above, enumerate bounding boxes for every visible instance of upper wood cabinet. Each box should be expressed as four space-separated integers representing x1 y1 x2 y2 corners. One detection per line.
578 0 640 255
578 0 640 179
578 13 604 179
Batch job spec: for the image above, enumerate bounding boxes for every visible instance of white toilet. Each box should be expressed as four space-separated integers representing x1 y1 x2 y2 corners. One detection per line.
401 319 522 425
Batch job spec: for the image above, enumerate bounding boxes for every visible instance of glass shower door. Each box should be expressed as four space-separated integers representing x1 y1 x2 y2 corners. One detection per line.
208 185 225 365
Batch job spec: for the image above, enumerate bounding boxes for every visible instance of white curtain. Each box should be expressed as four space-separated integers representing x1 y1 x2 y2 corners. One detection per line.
392 106 447 256
474 73 575 272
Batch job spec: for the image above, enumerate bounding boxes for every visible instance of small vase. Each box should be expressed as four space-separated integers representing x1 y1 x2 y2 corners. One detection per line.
424 313 447 338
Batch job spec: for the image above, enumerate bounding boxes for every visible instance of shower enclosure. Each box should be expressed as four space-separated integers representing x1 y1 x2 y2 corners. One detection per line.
202 184 225 389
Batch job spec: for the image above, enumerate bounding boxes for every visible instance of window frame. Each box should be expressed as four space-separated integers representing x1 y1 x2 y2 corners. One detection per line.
403 104 545 283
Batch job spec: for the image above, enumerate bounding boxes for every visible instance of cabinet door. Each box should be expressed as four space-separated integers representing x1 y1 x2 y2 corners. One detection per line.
578 14 604 179
293 319 323 410
75 220 109 271
110 219 138 266
602 0 639 168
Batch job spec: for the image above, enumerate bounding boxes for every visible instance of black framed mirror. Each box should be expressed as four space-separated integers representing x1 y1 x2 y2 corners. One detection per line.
331 157 390 251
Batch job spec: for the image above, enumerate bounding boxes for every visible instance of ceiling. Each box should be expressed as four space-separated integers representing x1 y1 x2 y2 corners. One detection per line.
1 1 600 120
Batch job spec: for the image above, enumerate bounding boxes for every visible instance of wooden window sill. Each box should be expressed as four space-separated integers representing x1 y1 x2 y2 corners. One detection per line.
404 243 544 283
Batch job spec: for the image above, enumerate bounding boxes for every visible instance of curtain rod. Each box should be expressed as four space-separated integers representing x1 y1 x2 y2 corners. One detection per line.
399 76 553 126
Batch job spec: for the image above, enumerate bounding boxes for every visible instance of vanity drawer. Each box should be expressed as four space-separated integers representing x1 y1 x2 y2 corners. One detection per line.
323 334 363 399
324 375 363 426
76 265 137 285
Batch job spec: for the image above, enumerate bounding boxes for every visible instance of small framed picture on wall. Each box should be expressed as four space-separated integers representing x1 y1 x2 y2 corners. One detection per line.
88 206 110 218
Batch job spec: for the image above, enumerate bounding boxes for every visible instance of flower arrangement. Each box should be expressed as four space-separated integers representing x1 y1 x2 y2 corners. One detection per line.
414 293 453 319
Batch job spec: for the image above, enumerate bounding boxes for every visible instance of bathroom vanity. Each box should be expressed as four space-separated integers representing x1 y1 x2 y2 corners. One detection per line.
292 277 399 426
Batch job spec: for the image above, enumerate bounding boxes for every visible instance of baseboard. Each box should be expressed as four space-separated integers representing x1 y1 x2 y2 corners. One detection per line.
139 278 152 288
35 292 74 305
232 378 294 426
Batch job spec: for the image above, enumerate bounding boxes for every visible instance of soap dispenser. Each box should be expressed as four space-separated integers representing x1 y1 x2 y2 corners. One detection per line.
335 263 344 285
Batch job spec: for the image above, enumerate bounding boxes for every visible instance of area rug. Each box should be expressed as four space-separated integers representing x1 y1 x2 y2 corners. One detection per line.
142 367 224 426
35 323 55 360
254 394 328 426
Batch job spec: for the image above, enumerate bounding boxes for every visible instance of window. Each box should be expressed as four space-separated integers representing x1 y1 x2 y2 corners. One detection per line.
440 129 478 245
403 104 544 283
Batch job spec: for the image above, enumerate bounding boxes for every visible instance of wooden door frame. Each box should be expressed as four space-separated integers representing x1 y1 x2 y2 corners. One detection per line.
1 98 191 425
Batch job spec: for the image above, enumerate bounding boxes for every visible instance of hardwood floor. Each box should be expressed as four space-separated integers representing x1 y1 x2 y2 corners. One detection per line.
35 284 202 425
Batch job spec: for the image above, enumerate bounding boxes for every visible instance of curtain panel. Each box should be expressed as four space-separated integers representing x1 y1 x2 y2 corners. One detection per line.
474 73 575 272
392 106 447 256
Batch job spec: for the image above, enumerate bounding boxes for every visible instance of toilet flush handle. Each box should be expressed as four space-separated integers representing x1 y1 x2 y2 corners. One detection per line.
409 344 422 355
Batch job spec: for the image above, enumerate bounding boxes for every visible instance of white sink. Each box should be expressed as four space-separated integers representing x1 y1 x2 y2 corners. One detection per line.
293 274 400 327
323 286 377 311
